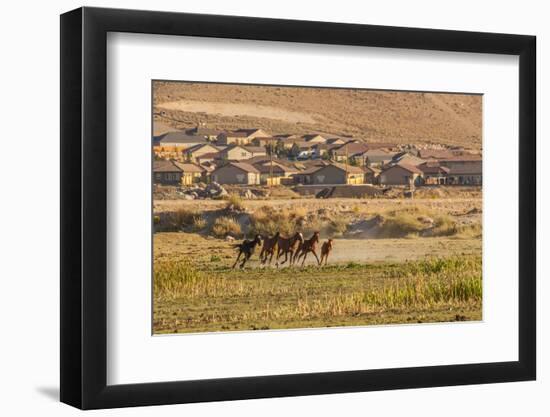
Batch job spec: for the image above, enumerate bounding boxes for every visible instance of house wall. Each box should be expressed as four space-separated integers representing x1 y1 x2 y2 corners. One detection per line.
212 166 259 185
379 166 421 185
311 165 347 184
223 147 253 160
217 134 251 145
186 145 219 161
153 171 182 185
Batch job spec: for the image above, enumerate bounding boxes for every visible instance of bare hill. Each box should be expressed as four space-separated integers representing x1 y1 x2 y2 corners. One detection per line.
153 81 482 149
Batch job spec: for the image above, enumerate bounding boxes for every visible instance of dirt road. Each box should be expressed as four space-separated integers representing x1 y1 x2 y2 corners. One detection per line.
154 232 481 268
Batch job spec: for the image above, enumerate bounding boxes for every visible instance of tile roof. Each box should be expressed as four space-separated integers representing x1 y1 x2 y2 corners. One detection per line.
156 131 208 145
153 160 181 173
214 161 260 174
173 162 206 173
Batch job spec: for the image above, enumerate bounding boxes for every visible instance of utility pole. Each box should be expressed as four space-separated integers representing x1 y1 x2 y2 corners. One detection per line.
344 141 349 184
269 141 274 188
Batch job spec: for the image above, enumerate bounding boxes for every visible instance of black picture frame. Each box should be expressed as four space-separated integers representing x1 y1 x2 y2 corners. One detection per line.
60 6 536 410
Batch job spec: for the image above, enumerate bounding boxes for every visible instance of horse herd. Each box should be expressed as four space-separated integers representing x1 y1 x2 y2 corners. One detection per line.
231 231 334 269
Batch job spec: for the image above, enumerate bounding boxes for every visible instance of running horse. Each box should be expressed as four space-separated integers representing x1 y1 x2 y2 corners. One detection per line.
294 231 321 266
232 234 263 269
275 232 304 267
259 232 280 266
319 239 334 266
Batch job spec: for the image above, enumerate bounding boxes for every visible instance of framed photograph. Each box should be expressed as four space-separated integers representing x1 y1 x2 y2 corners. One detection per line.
60 7 536 409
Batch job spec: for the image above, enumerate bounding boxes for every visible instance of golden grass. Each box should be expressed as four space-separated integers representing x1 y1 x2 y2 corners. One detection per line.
153 255 482 332
211 216 242 238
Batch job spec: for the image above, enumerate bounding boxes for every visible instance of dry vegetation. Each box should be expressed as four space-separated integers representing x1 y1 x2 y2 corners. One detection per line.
153 250 482 333
153 81 482 149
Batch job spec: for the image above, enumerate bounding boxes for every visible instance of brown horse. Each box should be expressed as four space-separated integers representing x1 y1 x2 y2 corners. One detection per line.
232 235 263 269
320 239 333 266
260 232 280 265
295 231 321 266
275 232 304 267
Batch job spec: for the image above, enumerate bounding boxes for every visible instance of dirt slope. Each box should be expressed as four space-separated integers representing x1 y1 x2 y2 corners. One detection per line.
153 81 482 149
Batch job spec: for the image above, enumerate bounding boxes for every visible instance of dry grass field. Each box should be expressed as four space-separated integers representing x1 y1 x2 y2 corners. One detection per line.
153 81 482 149
153 194 482 334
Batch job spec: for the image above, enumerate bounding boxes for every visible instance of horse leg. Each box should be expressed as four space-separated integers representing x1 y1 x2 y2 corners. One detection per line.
311 249 321 265
232 251 242 269
301 251 308 266
240 252 251 269
280 251 289 265
275 248 283 267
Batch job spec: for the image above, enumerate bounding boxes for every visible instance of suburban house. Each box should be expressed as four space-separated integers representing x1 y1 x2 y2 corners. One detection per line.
443 160 482 185
217 128 269 145
379 163 423 186
153 131 208 151
211 162 261 185
253 161 299 185
364 166 381 184
302 134 327 144
290 141 316 159
183 143 221 162
417 161 451 185
390 152 426 167
217 144 267 161
311 143 342 159
278 137 307 150
186 126 225 141
173 162 206 185
438 155 482 170
251 136 279 147
326 137 347 145
330 142 370 162
292 166 323 185
308 162 365 185
153 160 183 185
242 146 267 158
196 152 221 164
364 148 395 167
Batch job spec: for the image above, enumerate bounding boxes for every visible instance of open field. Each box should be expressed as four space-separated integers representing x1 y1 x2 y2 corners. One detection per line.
153 232 482 333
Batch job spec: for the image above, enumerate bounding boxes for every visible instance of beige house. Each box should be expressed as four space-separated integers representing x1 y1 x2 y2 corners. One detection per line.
217 145 255 161
183 143 221 162
242 146 267 158
364 166 381 184
153 160 183 185
211 162 261 185
253 161 299 184
364 148 395 167
309 162 365 185
391 152 426 167
331 142 370 162
216 128 269 145
251 136 278 147
379 163 423 186
417 161 450 185
302 134 327 144
173 162 206 185
186 127 225 141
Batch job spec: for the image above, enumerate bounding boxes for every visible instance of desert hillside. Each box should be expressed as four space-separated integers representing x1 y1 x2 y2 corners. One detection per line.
153 81 482 149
